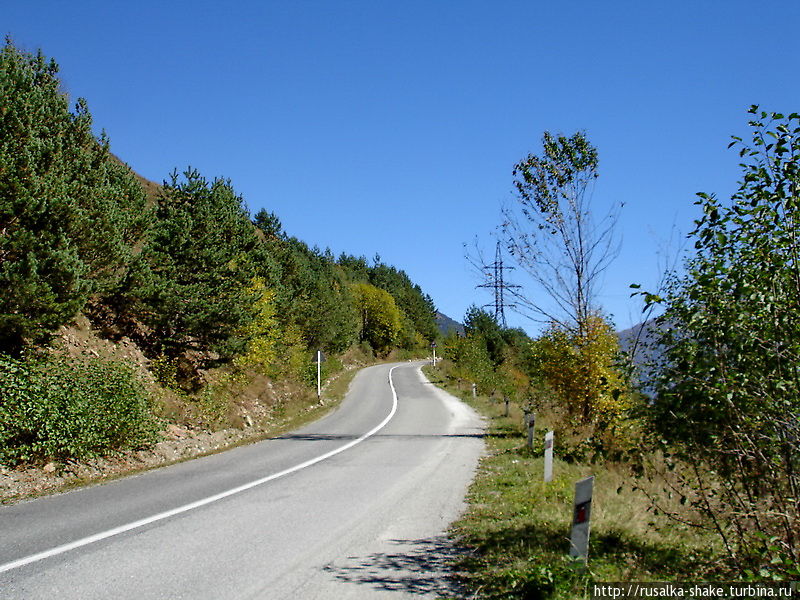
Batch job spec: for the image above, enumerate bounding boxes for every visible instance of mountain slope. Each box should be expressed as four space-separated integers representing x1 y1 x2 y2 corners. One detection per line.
435 311 464 336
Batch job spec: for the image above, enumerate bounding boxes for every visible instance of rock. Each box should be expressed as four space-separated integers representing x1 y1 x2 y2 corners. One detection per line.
43 462 57 474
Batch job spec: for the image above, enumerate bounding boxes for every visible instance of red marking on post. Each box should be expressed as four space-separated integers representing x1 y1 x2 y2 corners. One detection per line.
574 500 590 524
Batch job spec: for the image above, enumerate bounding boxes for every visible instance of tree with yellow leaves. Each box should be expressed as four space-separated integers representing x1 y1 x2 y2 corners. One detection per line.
532 313 627 426
350 282 402 353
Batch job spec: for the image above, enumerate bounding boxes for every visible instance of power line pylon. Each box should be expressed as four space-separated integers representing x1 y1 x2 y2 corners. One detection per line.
476 242 520 327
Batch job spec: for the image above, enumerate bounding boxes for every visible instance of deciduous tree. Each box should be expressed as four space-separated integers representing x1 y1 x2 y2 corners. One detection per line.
351 282 401 352
648 107 800 575
502 131 620 336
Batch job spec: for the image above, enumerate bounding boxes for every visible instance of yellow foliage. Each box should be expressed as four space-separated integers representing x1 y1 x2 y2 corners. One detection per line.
533 313 628 425
274 322 307 379
350 282 402 352
498 363 530 397
234 278 280 373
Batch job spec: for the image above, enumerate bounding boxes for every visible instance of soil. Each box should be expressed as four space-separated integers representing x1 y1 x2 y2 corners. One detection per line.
0 315 367 505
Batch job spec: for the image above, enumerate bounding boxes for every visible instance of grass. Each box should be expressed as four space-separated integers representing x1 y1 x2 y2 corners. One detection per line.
422 364 725 600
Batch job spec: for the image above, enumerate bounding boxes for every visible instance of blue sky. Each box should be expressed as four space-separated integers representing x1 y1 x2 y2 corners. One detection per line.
6 1 800 333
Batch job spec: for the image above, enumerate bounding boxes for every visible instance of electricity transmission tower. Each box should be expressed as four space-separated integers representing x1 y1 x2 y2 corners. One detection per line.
476 242 520 327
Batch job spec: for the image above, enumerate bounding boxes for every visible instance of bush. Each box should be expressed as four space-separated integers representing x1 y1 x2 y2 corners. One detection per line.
645 107 800 576
0 353 158 463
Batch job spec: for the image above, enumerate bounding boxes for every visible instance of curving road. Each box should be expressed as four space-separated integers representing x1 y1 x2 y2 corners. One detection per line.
0 361 484 599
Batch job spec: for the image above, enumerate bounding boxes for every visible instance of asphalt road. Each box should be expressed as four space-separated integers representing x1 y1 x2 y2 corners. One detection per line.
0 361 485 599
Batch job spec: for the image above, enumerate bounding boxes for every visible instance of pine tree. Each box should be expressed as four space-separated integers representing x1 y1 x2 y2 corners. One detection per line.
130 169 258 360
0 40 148 352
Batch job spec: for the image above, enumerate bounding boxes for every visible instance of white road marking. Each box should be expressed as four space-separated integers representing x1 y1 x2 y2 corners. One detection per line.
0 365 401 574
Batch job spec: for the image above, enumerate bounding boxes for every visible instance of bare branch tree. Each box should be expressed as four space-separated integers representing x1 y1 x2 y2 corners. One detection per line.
501 131 621 335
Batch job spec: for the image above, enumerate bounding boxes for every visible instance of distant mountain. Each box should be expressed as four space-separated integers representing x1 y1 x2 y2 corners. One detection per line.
435 311 465 337
617 318 669 394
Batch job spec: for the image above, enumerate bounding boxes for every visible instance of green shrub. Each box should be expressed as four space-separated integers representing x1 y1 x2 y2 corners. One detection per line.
0 353 159 463
301 354 343 389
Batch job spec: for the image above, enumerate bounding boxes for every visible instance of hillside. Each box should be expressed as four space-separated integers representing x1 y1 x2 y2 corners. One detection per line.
111 153 162 201
0 40 443 498
435 311 464 336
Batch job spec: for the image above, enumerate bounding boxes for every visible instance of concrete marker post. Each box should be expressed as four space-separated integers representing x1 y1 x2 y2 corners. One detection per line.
524 411 536 450
471 383 476 398
316 350 322 399
569 475 594 570
543 430 554 482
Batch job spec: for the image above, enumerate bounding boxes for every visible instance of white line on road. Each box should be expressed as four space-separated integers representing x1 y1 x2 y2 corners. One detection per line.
0 365 401 575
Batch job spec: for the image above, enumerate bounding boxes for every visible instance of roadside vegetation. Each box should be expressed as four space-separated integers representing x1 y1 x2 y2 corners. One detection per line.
2 36 797 589
0 40 437 470
426 363 724 599
427 112 799 597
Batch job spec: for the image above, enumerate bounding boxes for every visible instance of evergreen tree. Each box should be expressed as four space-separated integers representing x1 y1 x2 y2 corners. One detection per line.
130 169 258 360
0 40 148 351
266 237 358 353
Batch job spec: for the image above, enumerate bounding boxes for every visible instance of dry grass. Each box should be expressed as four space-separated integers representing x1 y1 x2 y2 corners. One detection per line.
423 364 725 599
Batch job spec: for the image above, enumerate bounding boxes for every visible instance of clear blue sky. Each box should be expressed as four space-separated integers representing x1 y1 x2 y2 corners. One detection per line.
6 1 800 333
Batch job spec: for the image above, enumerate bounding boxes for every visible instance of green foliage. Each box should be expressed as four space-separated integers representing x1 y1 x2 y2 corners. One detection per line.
513 131 599 219
464 305 507 366
423 366 717 598
443 308 537 398
445 333 500 394
252 208 284 240
339 254 438 346
351 282 402 352
0 40 445 467
367 260 438 343
505 130 619 335
648 107 800 575
262 237 358 354
0 40 148 351
129 168 259 360
0 353 158 463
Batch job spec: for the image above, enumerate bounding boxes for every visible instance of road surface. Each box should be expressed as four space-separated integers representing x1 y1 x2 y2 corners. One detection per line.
0 361 485 599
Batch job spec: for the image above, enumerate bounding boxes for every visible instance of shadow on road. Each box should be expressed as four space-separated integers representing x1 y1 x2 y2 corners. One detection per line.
321 536 465 598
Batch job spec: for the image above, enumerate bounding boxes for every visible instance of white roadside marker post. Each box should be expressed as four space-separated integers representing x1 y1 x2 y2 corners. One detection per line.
316 350 321 399
543 430 554 482
569 476 594 570
431 341 437 367
472 383 477 398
